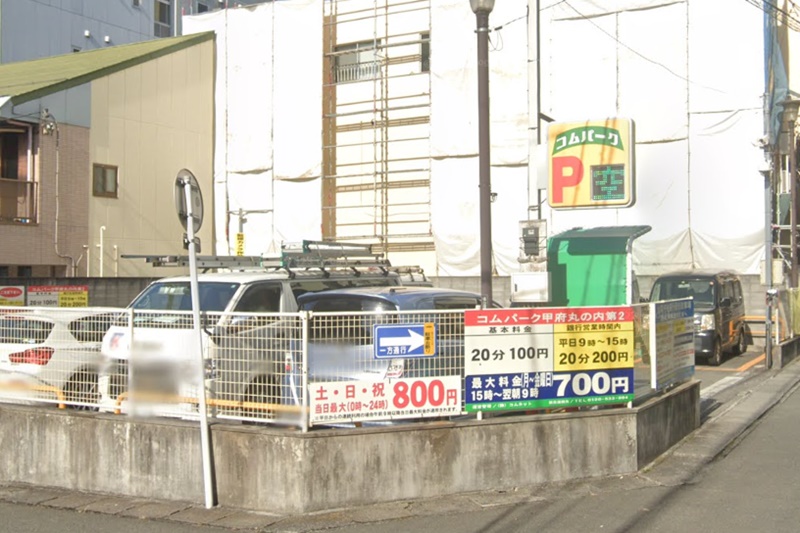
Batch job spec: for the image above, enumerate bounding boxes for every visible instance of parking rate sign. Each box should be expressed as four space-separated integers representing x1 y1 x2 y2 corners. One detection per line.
464 306 635 412
548 118 635 209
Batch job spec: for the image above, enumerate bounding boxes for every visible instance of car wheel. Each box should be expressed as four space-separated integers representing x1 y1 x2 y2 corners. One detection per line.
241 375 279 423
708 338 723 366
64 369 99 411
732 327 747 355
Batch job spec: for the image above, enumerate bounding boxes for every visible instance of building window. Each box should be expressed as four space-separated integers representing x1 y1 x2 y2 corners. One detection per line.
93 164 118 198
17 266 31 278
154 0 172 37
197 2 209 12
0 266 8 277
0 133 19 180
421 32 430 73
334 40 380 83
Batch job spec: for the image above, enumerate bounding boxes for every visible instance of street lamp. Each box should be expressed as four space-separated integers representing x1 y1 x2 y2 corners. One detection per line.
470 0 495 305
781 98 800 287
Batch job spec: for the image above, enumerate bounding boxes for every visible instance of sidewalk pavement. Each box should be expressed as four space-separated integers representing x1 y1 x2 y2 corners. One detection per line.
1 359 799 532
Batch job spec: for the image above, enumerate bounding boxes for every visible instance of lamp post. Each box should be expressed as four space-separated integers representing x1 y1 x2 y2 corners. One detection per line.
781 98 800 287
470 0 495 305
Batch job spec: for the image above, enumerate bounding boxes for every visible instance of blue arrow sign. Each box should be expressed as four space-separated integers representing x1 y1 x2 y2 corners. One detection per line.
374 323 436 359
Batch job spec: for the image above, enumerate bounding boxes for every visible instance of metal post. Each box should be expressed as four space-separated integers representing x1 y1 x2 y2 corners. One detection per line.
791 116 798 288
99 225 106 277
183 181 216 509
474 8 493 304
762 168 773 368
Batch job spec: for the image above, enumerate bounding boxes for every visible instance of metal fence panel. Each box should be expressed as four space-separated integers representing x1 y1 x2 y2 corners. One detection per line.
0 304 660 427
0 306 122 409
301 309 466 426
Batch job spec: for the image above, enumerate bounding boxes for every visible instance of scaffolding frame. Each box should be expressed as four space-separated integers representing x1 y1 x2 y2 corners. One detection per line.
322 0 434 255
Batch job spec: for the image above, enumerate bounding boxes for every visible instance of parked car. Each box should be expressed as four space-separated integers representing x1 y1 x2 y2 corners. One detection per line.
0 309 116 408
98 266 415 418
282 286 492 424
649 270 746 366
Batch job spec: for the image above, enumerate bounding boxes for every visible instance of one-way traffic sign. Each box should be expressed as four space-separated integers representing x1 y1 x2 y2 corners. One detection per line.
374 323 436 358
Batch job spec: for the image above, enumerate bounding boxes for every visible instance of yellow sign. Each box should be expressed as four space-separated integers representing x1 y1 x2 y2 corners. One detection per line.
59 291 89 307
548 118 635 209
235 232 245 256
553 324 634 371
423 323 436 355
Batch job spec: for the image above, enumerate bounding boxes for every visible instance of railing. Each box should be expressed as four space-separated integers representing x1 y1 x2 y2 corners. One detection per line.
0 177 37 224
334 61 380 83
0 304 691 429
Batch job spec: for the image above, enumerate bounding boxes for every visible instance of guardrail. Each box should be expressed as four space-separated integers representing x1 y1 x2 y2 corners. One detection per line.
0 303 693 428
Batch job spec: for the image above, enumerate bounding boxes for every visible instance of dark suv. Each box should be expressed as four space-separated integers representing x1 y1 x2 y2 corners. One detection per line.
283 286 489 425
649 270 746 365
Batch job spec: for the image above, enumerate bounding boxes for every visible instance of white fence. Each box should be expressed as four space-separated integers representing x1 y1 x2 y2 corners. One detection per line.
0 303 692 429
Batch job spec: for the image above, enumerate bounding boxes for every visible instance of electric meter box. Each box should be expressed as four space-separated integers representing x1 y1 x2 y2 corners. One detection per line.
510 272 550 304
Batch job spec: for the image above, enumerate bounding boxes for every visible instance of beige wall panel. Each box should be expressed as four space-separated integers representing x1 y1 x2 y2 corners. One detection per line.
137 121 159 244
169 54 188 132
121 119 142 241
107 72 126 120
156 56 173 128
123 67 142 124
140 60 159 126
89 41 215 277
92 78 109 153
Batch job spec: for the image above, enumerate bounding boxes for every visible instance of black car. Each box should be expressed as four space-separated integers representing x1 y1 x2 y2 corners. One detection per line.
649 270 747 365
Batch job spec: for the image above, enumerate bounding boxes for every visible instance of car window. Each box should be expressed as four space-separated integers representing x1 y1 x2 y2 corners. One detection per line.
415 296 482 310
0 317 52 344
733 281 743 304
234 283 282 312
290 277 400 300
131 282 239 312
69 314 115 343
651 279 713 302
300 296 397 313
721 281 732 302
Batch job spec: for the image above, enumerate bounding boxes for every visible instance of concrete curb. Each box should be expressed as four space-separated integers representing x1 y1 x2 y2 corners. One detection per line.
1 361 798 531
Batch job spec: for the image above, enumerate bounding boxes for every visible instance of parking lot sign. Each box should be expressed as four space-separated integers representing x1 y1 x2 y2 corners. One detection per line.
548 118 635 209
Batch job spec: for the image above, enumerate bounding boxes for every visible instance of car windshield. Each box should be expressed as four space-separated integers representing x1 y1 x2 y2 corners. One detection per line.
650 278 715 310
299 296 398 313
130 282 240 312
0 317 52 344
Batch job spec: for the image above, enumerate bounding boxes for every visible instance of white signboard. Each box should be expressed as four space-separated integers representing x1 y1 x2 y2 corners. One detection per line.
0 286 25 306
27 285 89 307
464 306 636 412
652 299 695 390
309 376 462 425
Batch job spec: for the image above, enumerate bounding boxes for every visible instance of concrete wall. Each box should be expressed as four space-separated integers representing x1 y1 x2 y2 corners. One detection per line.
0 381 699 514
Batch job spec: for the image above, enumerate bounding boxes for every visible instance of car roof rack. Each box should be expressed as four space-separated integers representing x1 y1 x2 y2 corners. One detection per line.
122 240 399 274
